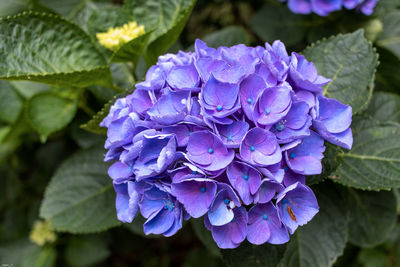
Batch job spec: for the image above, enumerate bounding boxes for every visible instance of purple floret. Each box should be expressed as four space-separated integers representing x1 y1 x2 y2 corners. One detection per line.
101 38 352 249
285 0 377 16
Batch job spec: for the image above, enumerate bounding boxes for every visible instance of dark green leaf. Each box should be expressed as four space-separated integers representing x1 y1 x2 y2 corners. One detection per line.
332 125 400 190
25 92 78 140
0 12 112 87
375 48 400 94
40 145 120 233
65 235 110 267
357 248 387 267
377 11 400 59
280 183 348 267
0 240 56 267
0 80 23 124
202 26 249 48
249 4 306 47
303 30 378 114
191 218 221 258
222 242 286 267
183 248 223 267
124 0 197 65
347 189 397 247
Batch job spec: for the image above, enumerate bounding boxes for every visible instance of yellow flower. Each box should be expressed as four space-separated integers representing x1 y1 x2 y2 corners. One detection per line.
96 21 145 51
30 220 57 246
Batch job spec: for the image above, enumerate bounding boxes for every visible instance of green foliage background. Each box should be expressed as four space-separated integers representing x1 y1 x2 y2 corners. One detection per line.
0 0 399 266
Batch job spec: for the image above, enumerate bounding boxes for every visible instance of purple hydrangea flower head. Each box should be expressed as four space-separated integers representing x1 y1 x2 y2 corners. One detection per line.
276 182 319 234
140 186 183 236
313 95 353 149
208 183 241 226
227 161 262 205
101 39 353 248
114 181 140 223
247 202 289 245
171 178 217 218
285 0 377 15
240 128 282 166
253 83 292 126
284 131 326 175
289 53 331 94
187 131 235 171
205 206 248 249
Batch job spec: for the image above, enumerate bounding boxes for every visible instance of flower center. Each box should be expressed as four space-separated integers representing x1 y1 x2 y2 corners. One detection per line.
250 145 256 152
192 170 197 175
290 153 296 159
227 136 233 141
265 108 271 115
163 199 175 211
243 174 249 180
208 148 214 154
274 120 286 132
263 214 268 220
200 186 206 192
224 198 230 205
247 97 252 104
216 105 223 111
282 198 288 204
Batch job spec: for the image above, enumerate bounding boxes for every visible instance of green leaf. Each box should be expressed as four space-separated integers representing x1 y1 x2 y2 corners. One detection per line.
347 189 397 247
202 26 249 48
183 248 223 267
40 145 120 233
25 92 78 140
110 31 153 65
303 30 378 114
124 0 197 65
280 183 348 267
81 88 133 134
31 0 83 17
357 248 387 267
0 80 23 124
307 143 343 186
191 218 221 258
222 242 286 267
249 4 306 47
65 235 110 267
85 4 133 37
10 80 50 99
0 11 112 87
377 11 400 59
0 240 56 267
332 125 400 190
375 48 400 93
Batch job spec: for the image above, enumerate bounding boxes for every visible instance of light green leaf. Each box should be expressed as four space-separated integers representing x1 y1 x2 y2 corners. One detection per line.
376 11 400 59
222 242 286 267
124 0 197 65
0 11 112 87
40 145 120 233
202 26 249 48
333 125 400 190
110 31 153 65
347 189 397 247
65 235 110 267
26 92 78 139
249 4 306 47
0 80 23 124
303 30 378 114
10 80 51 99
280 183 348 267
0 240 56 267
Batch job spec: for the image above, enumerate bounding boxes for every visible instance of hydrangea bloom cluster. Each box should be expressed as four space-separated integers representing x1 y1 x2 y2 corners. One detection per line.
284 0 377 16
101 40 353 249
